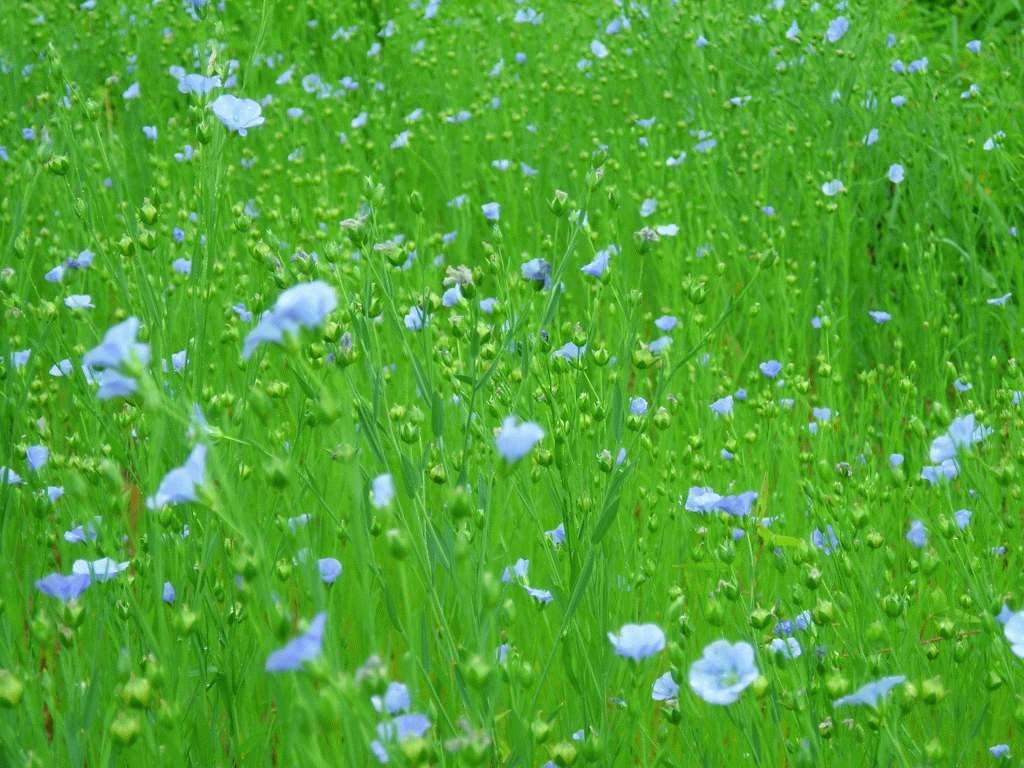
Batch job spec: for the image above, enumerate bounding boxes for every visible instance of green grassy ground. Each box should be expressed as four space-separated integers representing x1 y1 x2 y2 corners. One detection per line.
1 0 1023 765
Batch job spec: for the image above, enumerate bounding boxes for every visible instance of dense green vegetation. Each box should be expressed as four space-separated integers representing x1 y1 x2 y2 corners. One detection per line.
1 0 1023 765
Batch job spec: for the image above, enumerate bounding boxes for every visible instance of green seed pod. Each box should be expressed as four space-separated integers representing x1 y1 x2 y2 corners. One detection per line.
531 717 552 744
45 154 69 176
0 670 24 707
110 710 142 745
550 740 578 767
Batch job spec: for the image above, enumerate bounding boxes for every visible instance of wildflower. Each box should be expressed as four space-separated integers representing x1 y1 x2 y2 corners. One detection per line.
887 164 904 184
481 202 500 222
990 745 1010 759
1004 612 1024 656
318 558 342 584
26 445 48 471
83 317 150 370
495 416 544 463
35 573 91 601
630 397 648 416
833 675 906 708
821 179 845 197
265 613 328 672
868 310 891 324
243 281 337 358
655 315 677 332
864 128 879 146
372 682 411 715
826 16 849 43
811 525 839 555
404 306 425 331
513 7 543 24
372 474 394 508
553 342 586 362
759 360 782 378
64 519 98 543
652 671 679 701
607 623 665 660
921 460 959 485
906 520 927 548
72 557 129 582
62 293 94 310
146 445 207 509
987 293 1011 306
502 559 529 584
649 337 672 355
582 245 616 278
210 94 265 136
287 514 311 532
545 522 566 546
689 640 759 705
590 40 609 59
769 637 802 659
521 258 551 288
685 487 758 517
710 395 734 417
929 414 992 464
163 582 176 604
640 198 657 217
966 40 981 53
694 137 716 153
95 370 138 399
177 73 222 96
524 585 553 604
372 714 432 763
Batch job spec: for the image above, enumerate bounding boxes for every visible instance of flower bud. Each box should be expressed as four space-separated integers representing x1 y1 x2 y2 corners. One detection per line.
921 676 946 704
549 189 568 217
0 670 24 707
110 710 141 745
550 740 578 766
45 155 70 176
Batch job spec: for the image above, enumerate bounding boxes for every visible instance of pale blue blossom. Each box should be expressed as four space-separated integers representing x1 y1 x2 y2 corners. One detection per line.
211 94 265 136
826 16 849 43
607 623 665 660
372 474 394 508
72 557 129 582
496 416 544 463
265 613 328 672
833 675 906 708
243 281 337 358
689 640 758 704
652 671 679 701
146 445 207 509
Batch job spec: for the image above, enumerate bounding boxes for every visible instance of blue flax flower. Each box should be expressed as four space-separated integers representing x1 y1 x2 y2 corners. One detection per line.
265 612 328 672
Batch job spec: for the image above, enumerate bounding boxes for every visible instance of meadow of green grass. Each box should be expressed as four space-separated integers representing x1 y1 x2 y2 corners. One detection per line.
1 0 1023 765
